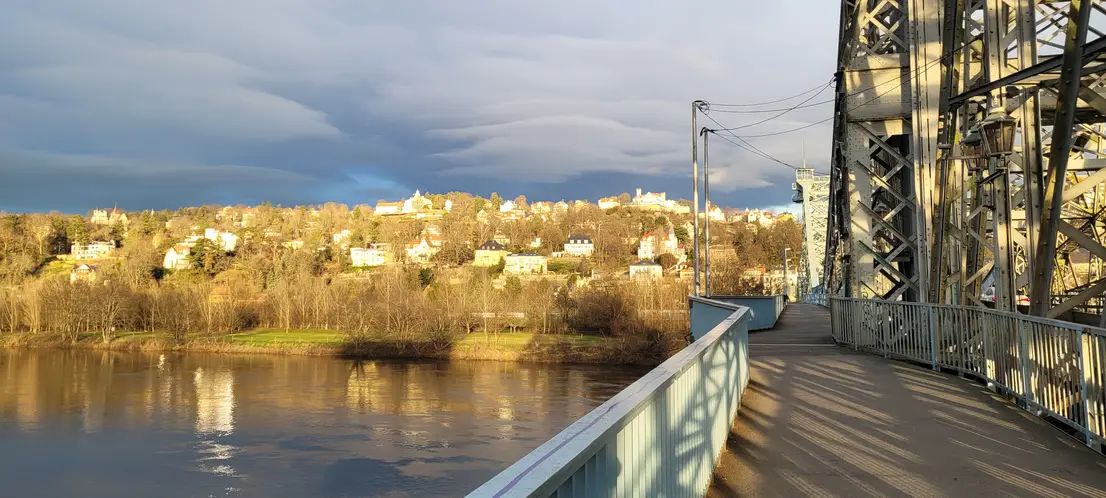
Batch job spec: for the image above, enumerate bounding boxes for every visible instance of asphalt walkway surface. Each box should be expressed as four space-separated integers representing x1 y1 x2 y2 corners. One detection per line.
707 304 1106 497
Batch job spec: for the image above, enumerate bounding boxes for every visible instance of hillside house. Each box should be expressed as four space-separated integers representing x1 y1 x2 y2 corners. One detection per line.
563 234 594 257
69 263 101 284
350 245 392 267
632 188 668 210
375 201 402 215
71 240 116 260
405 238 438 264
474 240 509 267
505 253 547 275
706 204 726 222
163 244 193 270
332 229 352 248
598 196 620 209
637 226 679 260
402 190 433 214
90 207 128 226
629 260 663 279
204 228 239 251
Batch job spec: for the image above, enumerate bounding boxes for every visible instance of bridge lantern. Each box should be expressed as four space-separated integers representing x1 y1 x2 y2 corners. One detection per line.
960 129 984 171
980 109 1016 157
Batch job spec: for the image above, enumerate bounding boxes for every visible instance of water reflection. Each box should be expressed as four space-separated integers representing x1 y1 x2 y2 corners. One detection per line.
195 367 235 434
0 349 645 497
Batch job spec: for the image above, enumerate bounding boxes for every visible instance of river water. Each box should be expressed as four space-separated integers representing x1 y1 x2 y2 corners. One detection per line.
0 349 645 497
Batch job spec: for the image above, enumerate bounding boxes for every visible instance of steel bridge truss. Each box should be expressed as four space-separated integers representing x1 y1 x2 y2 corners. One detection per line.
794 168 830 296
828 0 1106 325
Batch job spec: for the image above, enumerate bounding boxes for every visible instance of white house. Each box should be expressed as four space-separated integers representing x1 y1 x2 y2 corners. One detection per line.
598 196 621 210
69 263 101 284
350 245 391 267
90 207 128 226
505 253 547 274
629 260 663 279
405 238 438 264
203 228 239 252
706 204 726 222
499 200 516 212
563 234 594 257
374 201 402 215
71 240 116 260
402 190 433 214
332 229 352 248
637 226 679 260
163 244 193 270
632 188 669 210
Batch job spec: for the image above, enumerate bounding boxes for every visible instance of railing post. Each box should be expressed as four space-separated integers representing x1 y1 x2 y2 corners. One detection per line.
1017 318 1033 408
1085 332 1105 452
882 304 889 358
1077 329 1096 450
928 305 939 370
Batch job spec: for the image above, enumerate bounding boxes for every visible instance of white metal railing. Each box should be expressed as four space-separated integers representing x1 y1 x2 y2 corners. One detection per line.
469 298 751 497
831 297 1106 451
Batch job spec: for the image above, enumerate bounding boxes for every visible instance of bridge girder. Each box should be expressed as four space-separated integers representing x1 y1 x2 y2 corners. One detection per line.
828 0 1106 324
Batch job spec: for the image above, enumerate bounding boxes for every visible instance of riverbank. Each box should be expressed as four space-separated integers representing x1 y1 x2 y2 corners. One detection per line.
1 329 676 366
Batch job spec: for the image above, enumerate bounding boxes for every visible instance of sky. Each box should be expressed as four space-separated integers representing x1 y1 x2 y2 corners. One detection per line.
0 1 839 213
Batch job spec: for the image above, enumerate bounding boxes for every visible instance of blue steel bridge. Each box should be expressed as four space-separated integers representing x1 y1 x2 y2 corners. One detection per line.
472 0 1106 494
469 298 1106 497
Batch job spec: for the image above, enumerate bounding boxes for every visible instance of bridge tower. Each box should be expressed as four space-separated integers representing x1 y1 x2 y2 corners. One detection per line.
793 167 830 297
827 0 1106 322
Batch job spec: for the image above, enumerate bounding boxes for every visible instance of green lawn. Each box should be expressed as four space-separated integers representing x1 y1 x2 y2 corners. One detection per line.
456 331 606 350
226 328 346 346
225 329 606 350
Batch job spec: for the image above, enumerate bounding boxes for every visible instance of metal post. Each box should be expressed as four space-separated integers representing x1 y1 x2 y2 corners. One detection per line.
1017 318 1033 405
1077 329 1094 447
783 247 791 300
691 101 703 297
1030 0 1092 316
703 128 712 297
928 305 939 370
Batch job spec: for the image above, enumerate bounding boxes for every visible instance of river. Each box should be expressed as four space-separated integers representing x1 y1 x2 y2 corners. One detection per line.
0 349 646 497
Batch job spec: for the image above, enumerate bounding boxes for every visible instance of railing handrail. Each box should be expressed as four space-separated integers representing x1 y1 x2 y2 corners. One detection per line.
470 299 752 497
830 296 1106 338
829 296 1106 452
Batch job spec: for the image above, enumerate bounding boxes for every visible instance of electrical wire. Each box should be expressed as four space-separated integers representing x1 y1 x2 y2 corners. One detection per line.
716 41 969 139
705 78 835 107
695 41 970 174
703 98 834 114
706 80 835 132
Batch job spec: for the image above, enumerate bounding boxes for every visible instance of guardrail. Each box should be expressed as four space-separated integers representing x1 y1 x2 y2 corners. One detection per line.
831 297 1106 451
469 298 752 497
701 295 785 330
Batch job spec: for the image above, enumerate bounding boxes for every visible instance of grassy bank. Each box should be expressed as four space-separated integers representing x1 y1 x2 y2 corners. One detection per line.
1 328 671 366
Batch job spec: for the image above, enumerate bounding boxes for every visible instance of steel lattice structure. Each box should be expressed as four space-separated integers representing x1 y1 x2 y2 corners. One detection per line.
794 168 830 296
826 0 1106 325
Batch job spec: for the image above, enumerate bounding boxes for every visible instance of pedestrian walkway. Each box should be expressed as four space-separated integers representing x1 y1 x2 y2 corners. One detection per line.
707 304 1106 497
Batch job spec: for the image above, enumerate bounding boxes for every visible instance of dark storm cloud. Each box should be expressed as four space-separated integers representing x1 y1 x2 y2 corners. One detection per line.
0 1 837 213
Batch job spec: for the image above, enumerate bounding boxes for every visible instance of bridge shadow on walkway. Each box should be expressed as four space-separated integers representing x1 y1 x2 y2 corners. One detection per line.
708 304 1106 497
